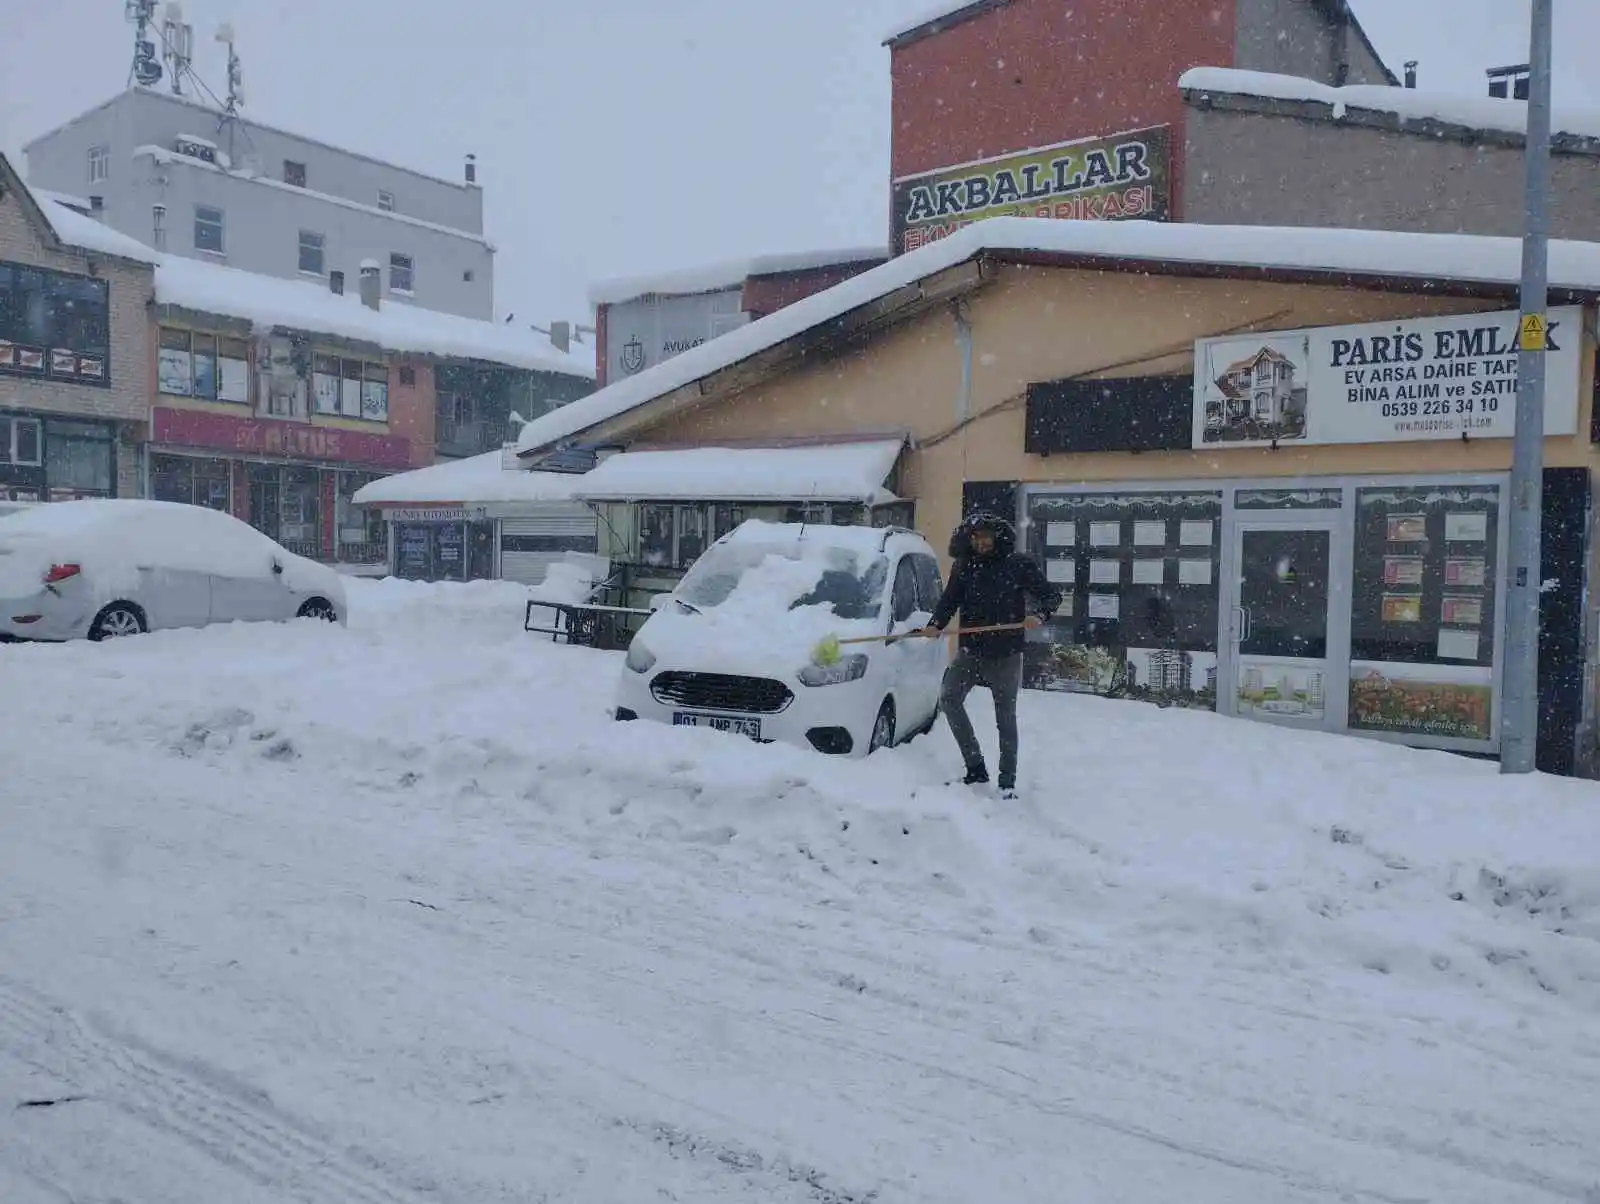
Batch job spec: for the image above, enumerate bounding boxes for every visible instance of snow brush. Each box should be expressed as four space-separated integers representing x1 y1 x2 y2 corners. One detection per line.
811 622 1031 666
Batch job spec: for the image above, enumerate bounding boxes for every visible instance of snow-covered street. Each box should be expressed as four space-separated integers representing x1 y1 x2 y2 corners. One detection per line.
3 579 1599 1203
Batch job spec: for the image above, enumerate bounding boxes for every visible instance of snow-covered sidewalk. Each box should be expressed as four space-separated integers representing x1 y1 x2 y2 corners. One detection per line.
2 578 1598 1203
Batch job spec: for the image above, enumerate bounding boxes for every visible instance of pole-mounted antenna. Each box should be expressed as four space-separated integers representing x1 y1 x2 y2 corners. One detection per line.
125 0 164 88
215 21 245 163
161 1 194 96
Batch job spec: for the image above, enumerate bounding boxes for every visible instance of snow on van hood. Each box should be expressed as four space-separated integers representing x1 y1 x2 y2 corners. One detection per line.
635 553 886 678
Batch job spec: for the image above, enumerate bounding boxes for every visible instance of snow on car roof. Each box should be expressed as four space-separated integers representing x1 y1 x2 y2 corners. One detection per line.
720 519 913 557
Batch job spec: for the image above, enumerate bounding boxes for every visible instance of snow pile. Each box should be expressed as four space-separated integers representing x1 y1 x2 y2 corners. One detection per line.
1180 67 1600 142
36 196 161 265
4 577 1600 1201
527 559 598 606
587 246 886 306
155 256 594 378
518 214 1600 457
353 451 590 507
572 440 904 503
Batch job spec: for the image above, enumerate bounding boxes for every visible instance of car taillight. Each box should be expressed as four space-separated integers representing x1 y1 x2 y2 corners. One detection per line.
43 563 81 585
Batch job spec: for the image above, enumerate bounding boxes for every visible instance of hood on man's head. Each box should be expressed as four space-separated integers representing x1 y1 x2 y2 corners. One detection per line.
949 511 1017 559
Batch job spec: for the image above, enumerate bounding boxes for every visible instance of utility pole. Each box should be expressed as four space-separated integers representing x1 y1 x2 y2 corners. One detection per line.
1501 0 1554 775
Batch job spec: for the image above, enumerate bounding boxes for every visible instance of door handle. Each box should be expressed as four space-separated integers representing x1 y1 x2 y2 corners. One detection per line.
1231 605 1246 643
1240 605 1253 643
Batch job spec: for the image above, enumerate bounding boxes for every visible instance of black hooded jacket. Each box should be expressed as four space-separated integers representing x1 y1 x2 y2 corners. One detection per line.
931 515 1062 657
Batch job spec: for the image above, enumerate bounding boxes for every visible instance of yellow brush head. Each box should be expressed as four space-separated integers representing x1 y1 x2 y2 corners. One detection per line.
812 634 842 666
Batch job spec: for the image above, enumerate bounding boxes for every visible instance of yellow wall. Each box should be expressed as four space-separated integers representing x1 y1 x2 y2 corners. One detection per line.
637 264 1597 560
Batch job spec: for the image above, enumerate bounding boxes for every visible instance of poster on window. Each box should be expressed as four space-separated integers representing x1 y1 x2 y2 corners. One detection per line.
1236 656 1327 722
192 353 216 399
361 380 389 421
313 373 341 414
1349 661 1494 743
158 347 192 395
1193 306 1582 448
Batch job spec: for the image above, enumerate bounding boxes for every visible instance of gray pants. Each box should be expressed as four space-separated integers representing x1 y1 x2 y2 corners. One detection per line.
940 650 1023 780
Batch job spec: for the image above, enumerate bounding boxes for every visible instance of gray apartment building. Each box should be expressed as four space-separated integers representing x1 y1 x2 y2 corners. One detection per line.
23 88 493 320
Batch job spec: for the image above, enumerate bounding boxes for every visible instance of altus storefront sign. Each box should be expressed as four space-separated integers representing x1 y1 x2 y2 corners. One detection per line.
890 126 1171 255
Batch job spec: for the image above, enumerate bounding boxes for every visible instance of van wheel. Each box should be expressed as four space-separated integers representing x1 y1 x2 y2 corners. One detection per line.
868 699 896 753
297 598 338 621
89 602 146 641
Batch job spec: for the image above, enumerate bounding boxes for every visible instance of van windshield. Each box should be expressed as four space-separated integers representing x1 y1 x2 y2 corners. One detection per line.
674 541 889 621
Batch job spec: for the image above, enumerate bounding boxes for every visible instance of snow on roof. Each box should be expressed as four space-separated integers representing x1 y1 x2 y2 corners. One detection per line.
36 196 161 265
155 255 594 378
33 188 93 213
1179 68 1600 142
571 440 904 504
352 451 590 507
518 215 1600 457
883 0 1002 45
587 247 888 307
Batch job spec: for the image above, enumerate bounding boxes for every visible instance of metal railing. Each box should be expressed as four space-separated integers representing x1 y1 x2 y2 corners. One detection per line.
435 415 508 454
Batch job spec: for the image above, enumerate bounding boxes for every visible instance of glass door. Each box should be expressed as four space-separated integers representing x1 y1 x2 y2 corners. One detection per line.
1224 519 1345 730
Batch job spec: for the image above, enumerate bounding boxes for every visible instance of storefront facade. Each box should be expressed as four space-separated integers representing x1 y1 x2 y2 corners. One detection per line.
514 228 1600 774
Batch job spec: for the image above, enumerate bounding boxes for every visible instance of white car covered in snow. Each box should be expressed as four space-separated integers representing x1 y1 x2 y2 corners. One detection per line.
0 499 348 642
615 521 949 756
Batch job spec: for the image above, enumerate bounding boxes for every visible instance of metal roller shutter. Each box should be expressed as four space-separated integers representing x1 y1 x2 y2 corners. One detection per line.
500 503 600 586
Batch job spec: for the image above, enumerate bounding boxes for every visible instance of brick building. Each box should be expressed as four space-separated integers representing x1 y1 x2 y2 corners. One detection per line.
0 154 157 504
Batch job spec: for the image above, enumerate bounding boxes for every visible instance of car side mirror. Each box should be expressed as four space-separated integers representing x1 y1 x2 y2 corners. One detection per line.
649 593 670 612
271 559 284 576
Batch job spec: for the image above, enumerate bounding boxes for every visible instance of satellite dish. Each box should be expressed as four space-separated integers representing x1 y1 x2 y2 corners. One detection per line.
216 20 235 41
134 50 163 86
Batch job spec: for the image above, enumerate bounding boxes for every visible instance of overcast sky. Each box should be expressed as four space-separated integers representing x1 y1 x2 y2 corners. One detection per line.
4 1 1598 330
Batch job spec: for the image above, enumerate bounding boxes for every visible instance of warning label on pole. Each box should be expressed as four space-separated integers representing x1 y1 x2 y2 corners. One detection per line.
1520 313 1548 351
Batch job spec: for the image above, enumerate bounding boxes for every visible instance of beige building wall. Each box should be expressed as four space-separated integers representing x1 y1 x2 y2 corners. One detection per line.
635 263 1597 563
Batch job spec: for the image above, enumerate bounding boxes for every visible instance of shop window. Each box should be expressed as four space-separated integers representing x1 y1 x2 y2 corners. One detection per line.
676 505 708 565
398 365 416 387
159 327 247 402
194 205 225 254
280 467 322 555
711 504 744 540
434 522 465 580
1024 490 1224 707
218 337 249 402
1348 484 1500 744
247 462 281 540
312 354 341 414
0 261 110 384
151 454 230 510
0 415 43 466
44 420 113 497
389 253 414 294
335 471 385 562
639 503 676 568
395 523 432 579
298 230 325 275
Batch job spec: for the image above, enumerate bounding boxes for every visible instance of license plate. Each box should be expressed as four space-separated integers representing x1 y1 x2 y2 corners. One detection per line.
673 712 762 739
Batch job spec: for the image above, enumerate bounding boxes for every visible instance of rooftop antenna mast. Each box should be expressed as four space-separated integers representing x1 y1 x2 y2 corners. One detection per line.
161 1 194 96
215 21 245 163
125 0 164 88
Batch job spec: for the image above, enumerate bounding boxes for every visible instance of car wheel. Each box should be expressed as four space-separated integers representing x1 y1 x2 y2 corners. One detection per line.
297 598 338 622
89 602 146 641
868 699 896 753
907 701 940 741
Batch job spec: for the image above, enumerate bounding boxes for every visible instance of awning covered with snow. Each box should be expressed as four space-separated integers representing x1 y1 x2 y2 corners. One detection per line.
353 450 590 508
571 439 905 505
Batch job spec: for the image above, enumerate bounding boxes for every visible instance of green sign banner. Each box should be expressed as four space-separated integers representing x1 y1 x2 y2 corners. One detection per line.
890 125 1172 256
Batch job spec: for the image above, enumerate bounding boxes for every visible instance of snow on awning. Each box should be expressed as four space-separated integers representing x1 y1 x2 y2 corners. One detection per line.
572 440 905 505
353 450 590 507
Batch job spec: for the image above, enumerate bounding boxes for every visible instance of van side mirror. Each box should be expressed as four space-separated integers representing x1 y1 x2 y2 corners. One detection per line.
649 593 670 612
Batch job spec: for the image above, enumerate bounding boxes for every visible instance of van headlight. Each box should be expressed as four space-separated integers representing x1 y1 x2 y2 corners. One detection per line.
625 641 656 674
798 653 868 687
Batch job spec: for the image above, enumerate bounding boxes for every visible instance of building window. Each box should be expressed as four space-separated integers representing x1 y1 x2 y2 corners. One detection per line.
158 327 249 402
639 503 676 568
88 145 110 183
44 419 114 499
377 189 395 212
151 454 230 510
463 269 474 283
0 414 44 466
636 503 724 569
312 354 387 421
283 159 307 188
194 204 225 254
298 230 325 275
389 253 414 294
335 471 385 563
398 365 416 386
0 261 110 385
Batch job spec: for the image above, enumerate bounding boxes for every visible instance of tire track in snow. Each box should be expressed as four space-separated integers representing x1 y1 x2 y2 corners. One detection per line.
0 977 441 1204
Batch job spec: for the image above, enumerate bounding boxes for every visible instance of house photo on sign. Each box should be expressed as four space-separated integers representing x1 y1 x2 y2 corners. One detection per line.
890 126 1171 256
1194 307 1583 448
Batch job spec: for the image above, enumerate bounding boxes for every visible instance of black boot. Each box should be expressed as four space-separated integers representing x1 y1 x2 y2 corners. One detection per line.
962 762 990 786
997 774 1016 799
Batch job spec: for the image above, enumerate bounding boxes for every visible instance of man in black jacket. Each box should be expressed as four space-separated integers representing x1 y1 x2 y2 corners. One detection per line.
918 513 1061 796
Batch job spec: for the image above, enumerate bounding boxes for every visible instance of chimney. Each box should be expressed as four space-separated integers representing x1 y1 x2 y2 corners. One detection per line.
358 259 381 310
1403 60 1418 89
549 320 570 352
89 195 104 214
464 153 477 185
329 269 345 296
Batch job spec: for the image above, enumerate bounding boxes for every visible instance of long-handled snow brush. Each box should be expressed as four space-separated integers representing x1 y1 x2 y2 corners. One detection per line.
811 622 1030 666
